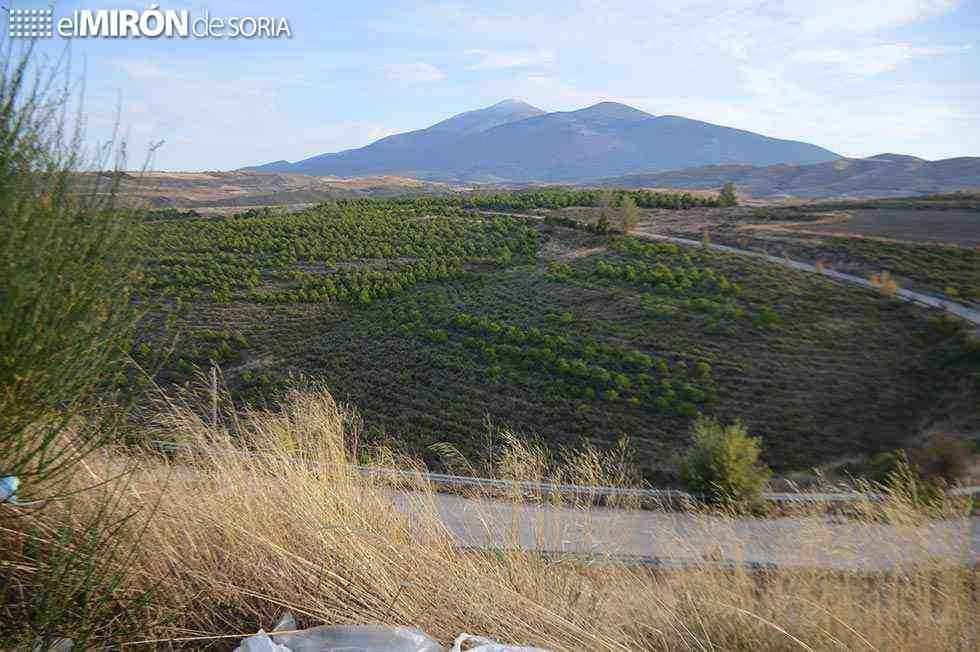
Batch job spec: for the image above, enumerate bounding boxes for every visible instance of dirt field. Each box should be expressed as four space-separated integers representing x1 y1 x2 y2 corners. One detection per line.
98 171 454 209
774 209 980 247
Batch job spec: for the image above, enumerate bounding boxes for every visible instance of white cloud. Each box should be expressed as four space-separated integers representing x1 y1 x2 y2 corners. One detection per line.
789 0 960 34
793 43 967 76
383 62 445 84
466 49 555 70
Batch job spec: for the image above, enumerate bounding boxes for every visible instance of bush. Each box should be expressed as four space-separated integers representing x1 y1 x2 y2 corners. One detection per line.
869 270 899 297
868 434 972 487
868 450 902 484
752 304 782 329
679 415 771 509
718 182 738 207
910 433 973 484
0 45 151 650
0 46 141 496
618 194 640 233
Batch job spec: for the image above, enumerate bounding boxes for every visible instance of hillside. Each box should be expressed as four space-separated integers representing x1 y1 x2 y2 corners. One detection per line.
96 170 452 211
132 192 977 485
242 100 840 182
599 155 980 198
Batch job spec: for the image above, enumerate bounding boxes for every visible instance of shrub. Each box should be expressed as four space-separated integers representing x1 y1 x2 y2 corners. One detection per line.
868 450 902 484
618 194 640 233
718 182 738 207
910 433 973 484
868 435 972 487
1 46 141 496
425 328 448 343
679 415 771 509
752 305 782 329
869 270 899 297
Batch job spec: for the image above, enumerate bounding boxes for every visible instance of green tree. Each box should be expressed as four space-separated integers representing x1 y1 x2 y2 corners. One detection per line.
596 188 615 233
679 415 770 510
719 182 738 206
618 194 640 233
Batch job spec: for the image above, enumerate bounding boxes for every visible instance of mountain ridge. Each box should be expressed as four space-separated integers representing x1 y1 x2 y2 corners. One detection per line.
593 155 980 198
242 100 841 181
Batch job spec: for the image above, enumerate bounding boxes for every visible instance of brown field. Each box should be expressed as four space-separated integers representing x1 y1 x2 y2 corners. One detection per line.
780 209 980 247
99 171 453 209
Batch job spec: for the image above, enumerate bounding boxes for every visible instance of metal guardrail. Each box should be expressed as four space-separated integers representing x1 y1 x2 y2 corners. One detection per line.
150 440 979 505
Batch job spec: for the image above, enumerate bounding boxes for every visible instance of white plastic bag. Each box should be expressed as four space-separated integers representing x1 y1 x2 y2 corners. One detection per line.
234 613 550 652
234 629 291 652
451 633 551 652
237 621 444 652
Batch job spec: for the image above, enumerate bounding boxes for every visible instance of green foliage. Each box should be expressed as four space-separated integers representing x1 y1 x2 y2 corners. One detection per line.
752 305 782 329
398 186 723 212
0 46 141 493
680 415 771 509
593 258 738 298
618 194 640 233
597 188 616 235
719 182 738 207
419 310 717 411
878 452 947 511
139 203 539 304
870 434 973 486
869 450 902 484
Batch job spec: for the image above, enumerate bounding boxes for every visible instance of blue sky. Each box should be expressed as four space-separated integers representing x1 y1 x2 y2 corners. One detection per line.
14 0 980 170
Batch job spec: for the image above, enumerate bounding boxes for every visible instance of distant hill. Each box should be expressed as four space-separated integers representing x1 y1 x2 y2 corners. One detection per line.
241 100 840 182
103 171 450 211
596 155 980 199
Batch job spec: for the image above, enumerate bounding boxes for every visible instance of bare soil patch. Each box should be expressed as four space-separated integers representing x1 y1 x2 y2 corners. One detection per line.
780 209 980 247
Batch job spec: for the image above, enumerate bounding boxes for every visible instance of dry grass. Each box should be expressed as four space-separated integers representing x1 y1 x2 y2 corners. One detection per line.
2 390 977 650
869 270 900 297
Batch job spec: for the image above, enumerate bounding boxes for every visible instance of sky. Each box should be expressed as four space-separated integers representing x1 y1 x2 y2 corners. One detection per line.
12 0 980 170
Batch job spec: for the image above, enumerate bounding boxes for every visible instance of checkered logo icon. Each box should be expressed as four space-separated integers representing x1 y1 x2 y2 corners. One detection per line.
8 8 54 38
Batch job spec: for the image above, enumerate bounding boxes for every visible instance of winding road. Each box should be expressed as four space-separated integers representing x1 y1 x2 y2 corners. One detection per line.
485 210 980 327
637 230 980 326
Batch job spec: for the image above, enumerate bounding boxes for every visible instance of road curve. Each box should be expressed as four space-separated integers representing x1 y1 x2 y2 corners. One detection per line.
483 210 980 326
639 232 980 326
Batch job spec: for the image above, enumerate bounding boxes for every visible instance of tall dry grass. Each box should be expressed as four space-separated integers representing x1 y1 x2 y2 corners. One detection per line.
2 389 976 650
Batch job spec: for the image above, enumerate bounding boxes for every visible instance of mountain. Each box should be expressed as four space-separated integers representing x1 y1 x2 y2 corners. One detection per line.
241 100 840 182
265 100 546 178
594 155 980 198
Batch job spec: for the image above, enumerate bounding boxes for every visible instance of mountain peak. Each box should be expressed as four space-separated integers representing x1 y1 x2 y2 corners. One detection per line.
491 98 536 109
864 153 927 163
573 101 653 120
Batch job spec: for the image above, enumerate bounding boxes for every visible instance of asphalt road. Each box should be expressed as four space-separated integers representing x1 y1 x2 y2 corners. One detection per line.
394 490 979 570
485 210 980 326
638 231 980 326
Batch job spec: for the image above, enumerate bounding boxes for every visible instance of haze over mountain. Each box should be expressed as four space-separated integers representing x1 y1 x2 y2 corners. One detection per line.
243 100 840 182
596 155 980 199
